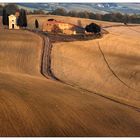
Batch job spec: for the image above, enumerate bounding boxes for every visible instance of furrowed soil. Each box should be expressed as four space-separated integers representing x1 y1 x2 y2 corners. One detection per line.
0 17 140 136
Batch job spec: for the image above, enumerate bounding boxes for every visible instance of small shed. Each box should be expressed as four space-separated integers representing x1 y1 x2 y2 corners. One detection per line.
8 15 19 29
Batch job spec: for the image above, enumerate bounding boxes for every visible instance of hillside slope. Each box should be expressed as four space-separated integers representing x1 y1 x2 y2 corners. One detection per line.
51 26 140 109
0 29 140 136
0 30 43 76
27 14 123 30
17 3 140 14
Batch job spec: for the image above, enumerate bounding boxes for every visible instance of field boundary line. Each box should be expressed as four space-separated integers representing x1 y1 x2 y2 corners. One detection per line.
97 41 140 93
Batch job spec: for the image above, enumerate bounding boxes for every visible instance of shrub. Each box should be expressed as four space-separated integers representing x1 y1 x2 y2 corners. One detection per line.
85 23 101 34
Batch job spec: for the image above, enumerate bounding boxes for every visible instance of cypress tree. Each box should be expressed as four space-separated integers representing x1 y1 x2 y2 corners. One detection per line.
5 4 19 15
17 9 27 28
22 9 27 27
17 15 22 27
17 9 24 27
85 23 101 34
5 13 9 26
2 8 7 25
35 19 39 28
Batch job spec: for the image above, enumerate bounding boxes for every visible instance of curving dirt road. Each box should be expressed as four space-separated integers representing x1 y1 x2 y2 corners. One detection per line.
0 29 140 136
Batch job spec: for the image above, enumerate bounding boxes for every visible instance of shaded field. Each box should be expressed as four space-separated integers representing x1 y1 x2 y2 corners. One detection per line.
0 29 140 136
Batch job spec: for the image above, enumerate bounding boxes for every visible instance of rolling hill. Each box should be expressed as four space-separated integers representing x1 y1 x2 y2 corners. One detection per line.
17 3 140 14
0 16 140 136
51 25 140 109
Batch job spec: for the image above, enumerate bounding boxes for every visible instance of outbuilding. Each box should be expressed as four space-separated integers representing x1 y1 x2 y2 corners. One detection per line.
8 14 19 29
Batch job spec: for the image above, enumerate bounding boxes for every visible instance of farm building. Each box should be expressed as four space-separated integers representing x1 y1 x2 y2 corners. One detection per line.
8 12 20 29
42 19 84 35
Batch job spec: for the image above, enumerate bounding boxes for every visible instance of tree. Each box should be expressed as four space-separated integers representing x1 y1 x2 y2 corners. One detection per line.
49 8 140 24
32 9 45 15
4 4 19 15
85 23 101 34
22 10 27 27
2 8 9 26
123 14 129 24
17 12 24 27
88 12 96 19
95 13 102 20
2 8 6 25
51 8 67 16
102 14 112 21
0 6 3 16
0 5 3 8
77 11 90 18
17 9 27 28
35 19 39 28
115 13 124 22
5 13 9 26
68 10 78 17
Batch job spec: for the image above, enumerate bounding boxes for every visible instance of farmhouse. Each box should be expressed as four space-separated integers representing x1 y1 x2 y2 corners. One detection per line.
8 12 20 29
42 19 84 35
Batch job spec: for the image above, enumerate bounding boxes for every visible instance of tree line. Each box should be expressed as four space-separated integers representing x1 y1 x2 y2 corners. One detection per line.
2 4 27 27
48 8 140 24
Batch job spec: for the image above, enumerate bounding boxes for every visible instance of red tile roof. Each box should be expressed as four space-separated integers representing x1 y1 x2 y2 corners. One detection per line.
46 20 83 29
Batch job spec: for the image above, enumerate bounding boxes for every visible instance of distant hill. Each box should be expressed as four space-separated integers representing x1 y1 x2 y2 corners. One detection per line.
0 3 140 15
16 3 140 14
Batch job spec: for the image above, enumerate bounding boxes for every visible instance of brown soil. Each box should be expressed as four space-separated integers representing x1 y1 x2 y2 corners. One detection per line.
0 28 140 136
51 26 140 109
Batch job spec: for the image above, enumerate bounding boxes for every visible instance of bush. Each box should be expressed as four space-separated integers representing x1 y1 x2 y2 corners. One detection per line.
85 23 101 34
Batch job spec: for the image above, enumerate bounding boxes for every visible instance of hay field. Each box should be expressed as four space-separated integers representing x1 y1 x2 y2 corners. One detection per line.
51 26 140 109
0 29 140 136
27 14 123 30
0 29 42 76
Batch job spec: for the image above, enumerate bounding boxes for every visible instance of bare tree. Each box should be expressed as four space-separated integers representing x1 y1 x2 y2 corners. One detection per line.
77 20 82 27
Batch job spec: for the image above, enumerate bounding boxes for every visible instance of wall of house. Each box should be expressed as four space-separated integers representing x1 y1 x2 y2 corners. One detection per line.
42 23 54 32
42 21 77 35
63 29 76 35
9 15 19 29
58 23 73 30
